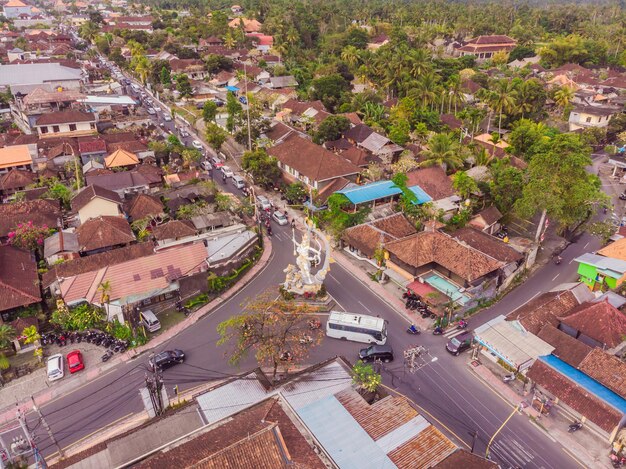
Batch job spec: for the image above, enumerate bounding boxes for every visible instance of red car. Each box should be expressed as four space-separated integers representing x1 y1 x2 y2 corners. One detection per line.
66 350 85 374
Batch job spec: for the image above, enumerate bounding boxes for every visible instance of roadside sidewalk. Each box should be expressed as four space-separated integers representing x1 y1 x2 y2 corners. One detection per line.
469 360 612 468
0 236 273 428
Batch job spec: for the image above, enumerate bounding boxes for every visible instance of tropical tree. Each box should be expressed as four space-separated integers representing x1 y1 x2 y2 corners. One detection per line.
490 79 518 134
554 86 574 112
202 100 218 124
452 171 479 199
79 21 99 42
0 325 16 349
420 133 463 172
8 221 51 252
134 55 150 84
352 362 382 394
341 45 361 68
22 325 42 361
241 149 281 188
205 123 228 150
98 280 111 304
217 293 324 380
446 75 465 115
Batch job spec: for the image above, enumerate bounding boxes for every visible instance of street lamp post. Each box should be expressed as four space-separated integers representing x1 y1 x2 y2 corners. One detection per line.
485 404 520 459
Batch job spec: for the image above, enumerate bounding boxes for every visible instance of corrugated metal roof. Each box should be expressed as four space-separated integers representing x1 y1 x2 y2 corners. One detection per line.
474 315 554 368
297 395 396 469
338 180 401 205
207 231 257 264
360 132 390 153
575 252 626 276
408 185 432 205
540 355 626 414
376 415 429 453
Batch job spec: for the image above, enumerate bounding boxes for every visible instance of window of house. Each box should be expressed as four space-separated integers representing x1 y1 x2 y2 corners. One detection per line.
585 117 591 123
52 125 60 133
69 124 77 131
40 126 48 134
90 123 95 129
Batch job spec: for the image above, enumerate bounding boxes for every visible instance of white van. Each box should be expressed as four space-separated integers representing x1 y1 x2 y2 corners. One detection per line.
47 354 64 382
232 175 245 189
140 310 161 333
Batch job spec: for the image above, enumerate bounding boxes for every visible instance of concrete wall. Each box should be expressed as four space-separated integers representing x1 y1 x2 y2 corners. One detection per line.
78 198 122 224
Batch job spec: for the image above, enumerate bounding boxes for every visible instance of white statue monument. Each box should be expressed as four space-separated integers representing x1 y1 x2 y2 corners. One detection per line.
283 219 330 296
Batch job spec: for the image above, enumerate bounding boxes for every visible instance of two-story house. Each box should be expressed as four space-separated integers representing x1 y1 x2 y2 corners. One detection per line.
34 110 97 138
568 105 621 132
71 184 123 225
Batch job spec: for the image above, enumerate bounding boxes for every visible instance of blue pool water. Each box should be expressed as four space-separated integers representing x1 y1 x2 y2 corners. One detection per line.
423 272 470 305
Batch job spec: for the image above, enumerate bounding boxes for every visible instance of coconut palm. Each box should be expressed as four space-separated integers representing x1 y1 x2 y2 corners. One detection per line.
134 56 150 84
490 79 518 135
0 325 15 350
341 45 360 69
446 75 466 115
409 48 430 79
420 133 464 173
98 280 112 304
412 71 440 110
223 32 236 49
554 86 574 110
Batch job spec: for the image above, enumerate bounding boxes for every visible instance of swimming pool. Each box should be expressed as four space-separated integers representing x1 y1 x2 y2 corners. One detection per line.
422 272 470 305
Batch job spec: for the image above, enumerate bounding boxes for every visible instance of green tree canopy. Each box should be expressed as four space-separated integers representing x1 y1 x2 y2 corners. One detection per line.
313 115 351 144
241 149 281 189
310 74 352 112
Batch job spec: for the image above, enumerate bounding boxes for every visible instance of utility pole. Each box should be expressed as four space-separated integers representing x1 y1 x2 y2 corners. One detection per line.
403 346 438 374
485 405 520 459
31 396 63 462
243 62 252 151
145 365 165 416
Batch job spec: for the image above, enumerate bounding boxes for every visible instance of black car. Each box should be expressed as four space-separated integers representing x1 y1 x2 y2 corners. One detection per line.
446 332 473 356
359 345 394 363
149 349 185 370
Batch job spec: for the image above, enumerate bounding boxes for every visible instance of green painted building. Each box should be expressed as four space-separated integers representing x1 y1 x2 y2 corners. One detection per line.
574 252 626 291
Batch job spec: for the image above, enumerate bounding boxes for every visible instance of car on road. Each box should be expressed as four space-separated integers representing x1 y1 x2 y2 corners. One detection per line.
192 140 203 150
359 345 394 363
256 195 272 211
149 349 185 371
180 129 190 138
147 107 156 115
272 210 288 225
212 98 225 106
163 114 172 122
221 165 234 178
446 332 473 356
67 350 85 374
232 175 246 189
210 156 223 168
201 160 212 171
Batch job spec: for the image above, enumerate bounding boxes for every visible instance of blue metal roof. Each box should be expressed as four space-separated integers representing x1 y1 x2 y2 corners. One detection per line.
408 185 433 205
337 180 432 206
338 180 402 205
225 86 239 92
540 355 626 414
297 395 396 469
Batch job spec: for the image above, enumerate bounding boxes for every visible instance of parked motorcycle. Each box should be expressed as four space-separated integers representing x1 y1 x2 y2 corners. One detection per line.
299 335 313 344
457 319 468 330
308 319 321 330
553 255 563 265
433 326 443 335
101 350 113 362
568 421 583 433
406 325 421 335
503 373 516 383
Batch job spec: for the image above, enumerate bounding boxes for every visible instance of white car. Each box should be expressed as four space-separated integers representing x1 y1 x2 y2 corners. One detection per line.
192 140 203 150
180 130 190 138
221 165 234 178
272 210 288 226
147 107 156 115
163 114 172 122
256 195 271 211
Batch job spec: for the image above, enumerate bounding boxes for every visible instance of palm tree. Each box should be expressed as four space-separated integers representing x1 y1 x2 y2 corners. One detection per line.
134 56 150 84
409 48 430 79
412 71 440 110
491 79 518 135
98 280 112 304
223 32 236 49
446 75 466 115
341 45 360 69
0 324 16 350
420 133 464 173
554 86 574 111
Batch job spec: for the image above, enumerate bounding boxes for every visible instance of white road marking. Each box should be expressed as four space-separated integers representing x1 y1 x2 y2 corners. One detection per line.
552 273 560 281
358 301 372 313
583 242 589 249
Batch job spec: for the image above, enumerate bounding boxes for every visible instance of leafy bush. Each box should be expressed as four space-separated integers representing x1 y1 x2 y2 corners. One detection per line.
106 320 133 341
185 293 209 309
51 303 105 331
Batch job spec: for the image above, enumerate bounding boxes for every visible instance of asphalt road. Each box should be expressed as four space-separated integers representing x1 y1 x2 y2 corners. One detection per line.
4 66 603 467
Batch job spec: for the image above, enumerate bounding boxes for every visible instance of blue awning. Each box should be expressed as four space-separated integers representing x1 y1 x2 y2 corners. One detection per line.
225 86 239 92
540 355 626 414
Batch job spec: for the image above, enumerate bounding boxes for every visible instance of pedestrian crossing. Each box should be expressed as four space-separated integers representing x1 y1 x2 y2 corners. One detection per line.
442 328 468 339
490 436 535 468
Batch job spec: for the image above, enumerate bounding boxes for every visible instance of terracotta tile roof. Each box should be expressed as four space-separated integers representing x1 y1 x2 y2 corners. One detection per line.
435 450 498 468
461 79 482 94
386 230 503 282
467 35 516 45
85 171 151 192
104 149 139 168
100 132 137 144
340 112 362 125
474 206 502 226
8 316 38 336
314 176 350 203
151 220 196 240
341 146 370 167
280 99 326 116
17 187 47 201
35 110 95 126
0 199 60 237
440 113 463 129
507 291 579 335
559 300 626 348
344 123 374 144
0 245 41 312
578 349 626 398
268 133 360 183
597 238 626 261
372 213 417 239
405 167 455 200
107 140 148 154
526 360 623 433
71 184 121 212
136 397 324 469
0 144 32 170
42 242 154 287
536 325 591 367
0 169 36 191
134 164 163 184
78 137 106 154
452 227 522 264
127 193 163 221
76 216 135 252
335 389 456 468
264 122 293 142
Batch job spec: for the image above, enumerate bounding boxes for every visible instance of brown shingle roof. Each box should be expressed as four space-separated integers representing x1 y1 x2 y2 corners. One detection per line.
0 199 61 237
536 325 591 367
76 216 135 252
0 245 41 312
268 134 360 183
405 167 455 200
0 169 36 191
386 230 503 282
468 35 517 45
527 360 623 433
341 146 370 167
435 450 498 469
559 300 626 348
42 242 154 287
78 137 107 154
372 213 417 239
578 349 626 398
71 184 121 212
280 99 326 116
474 206 502 226
127 193 164 221
151 220 196 241
35 110 95 126
507 291 579 335
344 123 374 144
452 227 522 264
